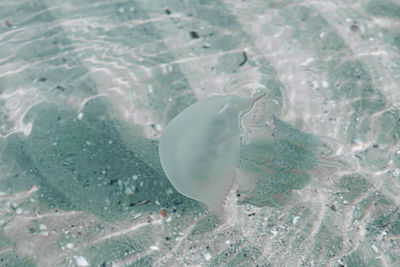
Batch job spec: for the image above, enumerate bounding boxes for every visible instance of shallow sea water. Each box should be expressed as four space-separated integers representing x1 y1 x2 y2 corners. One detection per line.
1 0 400 266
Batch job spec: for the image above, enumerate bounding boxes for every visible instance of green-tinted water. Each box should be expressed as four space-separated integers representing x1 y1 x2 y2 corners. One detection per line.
1 0 400 266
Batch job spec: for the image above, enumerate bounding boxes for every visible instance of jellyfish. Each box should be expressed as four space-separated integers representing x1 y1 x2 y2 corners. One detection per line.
158 93 343 213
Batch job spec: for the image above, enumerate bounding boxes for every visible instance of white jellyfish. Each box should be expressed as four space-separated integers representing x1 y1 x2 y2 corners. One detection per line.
158 93 345 213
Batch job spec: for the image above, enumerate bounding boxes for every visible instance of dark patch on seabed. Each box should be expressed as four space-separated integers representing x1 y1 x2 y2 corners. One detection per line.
2 97 197 221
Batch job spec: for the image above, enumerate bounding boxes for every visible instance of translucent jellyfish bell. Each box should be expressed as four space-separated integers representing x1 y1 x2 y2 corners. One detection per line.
159 95 251 212
159 93 343 213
